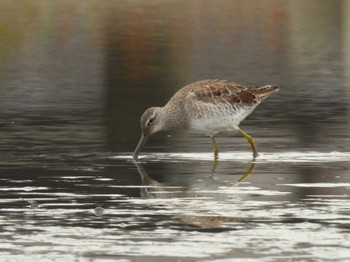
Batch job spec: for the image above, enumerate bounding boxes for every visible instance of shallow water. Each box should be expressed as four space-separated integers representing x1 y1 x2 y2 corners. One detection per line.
0 0 350 261
1 154 350 261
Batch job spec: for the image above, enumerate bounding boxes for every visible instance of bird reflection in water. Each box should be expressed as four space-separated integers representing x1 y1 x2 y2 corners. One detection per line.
134 161 261 229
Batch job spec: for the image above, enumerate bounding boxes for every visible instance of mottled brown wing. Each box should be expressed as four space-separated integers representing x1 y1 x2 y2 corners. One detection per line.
187 79 257 106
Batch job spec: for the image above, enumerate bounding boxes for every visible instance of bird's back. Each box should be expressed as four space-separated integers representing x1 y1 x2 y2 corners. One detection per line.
164 79 279 135
179 79 278 104
133 79 279 159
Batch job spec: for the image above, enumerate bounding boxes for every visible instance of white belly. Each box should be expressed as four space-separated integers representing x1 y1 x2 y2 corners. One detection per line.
189 101 255 136
190 116 237 135
188 106 255 136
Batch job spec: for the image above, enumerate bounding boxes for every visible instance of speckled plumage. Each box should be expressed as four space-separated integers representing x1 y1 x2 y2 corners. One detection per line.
133 79 279 160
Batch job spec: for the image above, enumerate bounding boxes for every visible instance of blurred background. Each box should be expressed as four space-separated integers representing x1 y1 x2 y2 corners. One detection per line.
0 0 349 161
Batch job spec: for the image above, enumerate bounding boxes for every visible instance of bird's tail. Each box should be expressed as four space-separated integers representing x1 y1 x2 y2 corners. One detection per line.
252 84 279 101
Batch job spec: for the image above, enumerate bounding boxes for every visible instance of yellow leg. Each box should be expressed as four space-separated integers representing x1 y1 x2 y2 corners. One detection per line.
211 157 219 173
238 127 259 158
237 162 256 183
211 136 220 159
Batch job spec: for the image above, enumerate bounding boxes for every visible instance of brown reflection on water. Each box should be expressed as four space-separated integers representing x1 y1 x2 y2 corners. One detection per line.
136 161 256 199
100 1 193 151
0 0 348 153
136 160 262 229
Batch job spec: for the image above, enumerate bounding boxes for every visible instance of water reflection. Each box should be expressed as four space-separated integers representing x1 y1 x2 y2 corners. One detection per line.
132 159 350 232
136 161 261 229
136 161 256 199
0 156 349 260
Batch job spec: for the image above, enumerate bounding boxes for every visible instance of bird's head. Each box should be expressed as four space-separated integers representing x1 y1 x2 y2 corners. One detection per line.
140 107 162 137
133 107 162 160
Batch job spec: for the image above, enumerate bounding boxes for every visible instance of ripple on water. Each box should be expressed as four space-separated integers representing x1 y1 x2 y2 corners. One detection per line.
113 151 350 163
0 153 349 261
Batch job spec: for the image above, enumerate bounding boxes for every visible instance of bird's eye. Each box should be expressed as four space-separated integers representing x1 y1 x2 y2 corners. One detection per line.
147 118 155 126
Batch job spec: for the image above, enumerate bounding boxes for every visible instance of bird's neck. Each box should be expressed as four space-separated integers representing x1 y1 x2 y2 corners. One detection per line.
159 105 187 131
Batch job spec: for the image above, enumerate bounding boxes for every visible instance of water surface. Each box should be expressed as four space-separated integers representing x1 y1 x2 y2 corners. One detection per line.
0 0 349 261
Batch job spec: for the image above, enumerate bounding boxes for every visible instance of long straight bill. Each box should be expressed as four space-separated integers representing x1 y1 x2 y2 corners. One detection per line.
132 134 147 160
